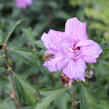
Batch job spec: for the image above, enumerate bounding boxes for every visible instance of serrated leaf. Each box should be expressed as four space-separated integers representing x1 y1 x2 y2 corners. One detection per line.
34 88 67 109
14 73 37 105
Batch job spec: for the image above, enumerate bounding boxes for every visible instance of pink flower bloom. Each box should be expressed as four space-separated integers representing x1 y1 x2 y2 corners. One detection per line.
16 0 32 9
41 17 102 82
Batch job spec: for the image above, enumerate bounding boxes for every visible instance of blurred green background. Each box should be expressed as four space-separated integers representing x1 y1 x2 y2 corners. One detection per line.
0 0 109 109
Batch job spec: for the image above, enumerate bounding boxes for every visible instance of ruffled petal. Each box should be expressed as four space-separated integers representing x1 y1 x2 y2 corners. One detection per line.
63 58 87 81
80 40 103 63
41 33 52 49
44 56 63 72
43 50 70 72
41 30 65 49
48 30 65 42
82 56 97 63
75 40 95 47
65 17 87 40
44 56 70 72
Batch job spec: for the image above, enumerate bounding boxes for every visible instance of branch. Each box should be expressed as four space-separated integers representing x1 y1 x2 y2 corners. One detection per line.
2 43 22 109
71 90 79 109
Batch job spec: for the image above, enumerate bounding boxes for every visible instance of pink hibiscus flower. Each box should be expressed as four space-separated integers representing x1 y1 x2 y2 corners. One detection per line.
16 0 32 9
41 17 102 85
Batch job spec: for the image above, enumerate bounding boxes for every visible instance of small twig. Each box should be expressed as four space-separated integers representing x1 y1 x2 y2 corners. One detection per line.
71 90 79 109
2 43 22 109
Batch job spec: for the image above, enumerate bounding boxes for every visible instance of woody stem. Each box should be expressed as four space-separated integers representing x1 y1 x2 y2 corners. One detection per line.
71 90 78 109
2 43 22 109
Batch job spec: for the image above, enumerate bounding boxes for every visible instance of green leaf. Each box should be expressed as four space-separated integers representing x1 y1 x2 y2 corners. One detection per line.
56 92 70 109
98 100 109 109
4 19 25 43
0 78 9 90
14 73 37 105
9 47 37 66
34 88 67 109
80 83 98 109
100 42 109 50
35 40 44 48
34 21 49 37
98 59 109 65
22 28 36 49
0 35 3 45
0 100 16 109
0 67 7 73
24 106 33 109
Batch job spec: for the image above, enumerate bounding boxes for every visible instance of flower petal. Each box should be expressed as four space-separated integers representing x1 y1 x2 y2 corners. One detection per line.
63 58 87 81
44 56 62 72
41 33 51 49
16 0 32 8
44 56 70 72
80 40 103 63
65 17 87 40
82 56 97 63
41 30 64 49
75 40 95 47
44 50 70 72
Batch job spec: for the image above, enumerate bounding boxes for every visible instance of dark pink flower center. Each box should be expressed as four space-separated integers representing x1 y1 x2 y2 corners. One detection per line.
72 44 81 58
74 47 80 50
